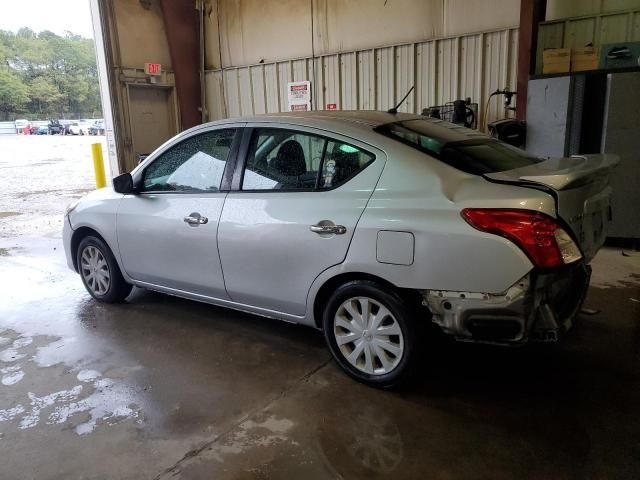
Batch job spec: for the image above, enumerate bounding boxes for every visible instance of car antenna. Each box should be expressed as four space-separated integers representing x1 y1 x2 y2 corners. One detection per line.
387 86 415 114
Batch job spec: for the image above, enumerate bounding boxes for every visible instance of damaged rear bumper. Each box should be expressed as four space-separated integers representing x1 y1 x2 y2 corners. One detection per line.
423 262 591 344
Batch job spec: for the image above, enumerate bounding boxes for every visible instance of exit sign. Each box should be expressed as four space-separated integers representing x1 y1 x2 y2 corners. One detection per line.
144 63 162 76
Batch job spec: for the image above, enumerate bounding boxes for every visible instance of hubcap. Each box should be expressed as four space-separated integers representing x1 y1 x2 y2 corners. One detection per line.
80 245 110 296
333 296 404 375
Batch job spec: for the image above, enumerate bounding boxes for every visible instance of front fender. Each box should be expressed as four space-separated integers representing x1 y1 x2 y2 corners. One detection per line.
67 189 131 282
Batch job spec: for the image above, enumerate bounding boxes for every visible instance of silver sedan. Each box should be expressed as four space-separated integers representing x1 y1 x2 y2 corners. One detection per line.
63 111 618 387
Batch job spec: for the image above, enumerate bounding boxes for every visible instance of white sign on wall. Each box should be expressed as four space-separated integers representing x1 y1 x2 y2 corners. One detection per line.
287 81 311 111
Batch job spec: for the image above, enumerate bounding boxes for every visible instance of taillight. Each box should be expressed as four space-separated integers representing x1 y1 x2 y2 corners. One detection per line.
461 209 582 269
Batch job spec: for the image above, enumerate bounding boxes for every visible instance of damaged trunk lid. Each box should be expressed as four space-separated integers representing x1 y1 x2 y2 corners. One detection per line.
485 154 619 261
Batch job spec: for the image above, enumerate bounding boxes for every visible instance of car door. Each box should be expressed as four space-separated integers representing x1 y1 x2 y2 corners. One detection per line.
116 127 240 299
217 124 386 316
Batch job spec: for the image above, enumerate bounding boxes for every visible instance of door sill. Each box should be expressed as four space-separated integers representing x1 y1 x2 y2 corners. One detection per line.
131 280 309 326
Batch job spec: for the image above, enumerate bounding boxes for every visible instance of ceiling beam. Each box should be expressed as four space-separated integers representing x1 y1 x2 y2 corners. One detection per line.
160 0 201 129
516 0 547 120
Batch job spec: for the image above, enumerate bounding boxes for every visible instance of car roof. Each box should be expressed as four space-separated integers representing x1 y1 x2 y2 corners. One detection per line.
231 110 420 127
193 110 486 144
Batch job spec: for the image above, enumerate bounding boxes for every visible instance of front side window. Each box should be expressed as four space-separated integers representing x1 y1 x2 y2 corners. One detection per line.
241 128 374 191
143 129 235 192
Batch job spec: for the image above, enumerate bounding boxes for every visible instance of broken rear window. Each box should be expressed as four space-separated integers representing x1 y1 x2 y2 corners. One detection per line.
376 119 543 175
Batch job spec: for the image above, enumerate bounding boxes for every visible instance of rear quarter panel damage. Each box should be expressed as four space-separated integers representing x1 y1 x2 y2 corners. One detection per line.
341 146 558 294
304 144 557 326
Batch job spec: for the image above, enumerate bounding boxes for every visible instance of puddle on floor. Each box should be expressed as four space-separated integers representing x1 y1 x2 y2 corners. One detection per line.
0 329 144 436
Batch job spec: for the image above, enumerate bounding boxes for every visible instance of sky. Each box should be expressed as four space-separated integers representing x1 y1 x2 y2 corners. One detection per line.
0 0 94 38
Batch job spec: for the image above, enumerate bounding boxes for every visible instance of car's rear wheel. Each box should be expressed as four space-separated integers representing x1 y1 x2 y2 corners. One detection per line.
77 236 132 303
322 280 418 388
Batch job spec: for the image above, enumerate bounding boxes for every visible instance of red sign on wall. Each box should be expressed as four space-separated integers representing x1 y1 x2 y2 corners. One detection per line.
144 63 162 76
326 103 337 110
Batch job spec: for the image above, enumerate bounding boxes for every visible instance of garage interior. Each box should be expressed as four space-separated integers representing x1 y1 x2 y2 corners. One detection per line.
1 0 639 478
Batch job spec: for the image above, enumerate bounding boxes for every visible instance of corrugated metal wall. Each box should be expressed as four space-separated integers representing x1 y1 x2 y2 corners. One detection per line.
205 26 519 129
538 7 640 73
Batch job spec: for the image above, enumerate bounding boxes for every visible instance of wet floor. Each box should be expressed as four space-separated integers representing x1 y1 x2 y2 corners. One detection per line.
1 135 639 479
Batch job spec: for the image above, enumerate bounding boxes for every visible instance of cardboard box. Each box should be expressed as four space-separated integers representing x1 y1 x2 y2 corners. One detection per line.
599 42 640 70
572 47 599 72
543 48 571 74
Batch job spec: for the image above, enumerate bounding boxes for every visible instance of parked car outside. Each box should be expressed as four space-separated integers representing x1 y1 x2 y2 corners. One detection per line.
68 122 83 135
36 126 49 135
14 119 30 134
78 120 92 135
89 120 105 135
48 119 65 135
59 120 72 135
63 111 618 388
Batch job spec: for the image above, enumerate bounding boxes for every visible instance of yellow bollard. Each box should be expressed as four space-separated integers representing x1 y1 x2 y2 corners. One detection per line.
91 143 107 189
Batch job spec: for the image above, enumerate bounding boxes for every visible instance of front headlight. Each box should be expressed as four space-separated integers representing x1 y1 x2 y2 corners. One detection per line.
65 199 80 216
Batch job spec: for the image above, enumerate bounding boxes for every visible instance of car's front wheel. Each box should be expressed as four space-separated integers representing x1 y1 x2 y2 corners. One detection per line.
77 236 132 303
322 280 418 388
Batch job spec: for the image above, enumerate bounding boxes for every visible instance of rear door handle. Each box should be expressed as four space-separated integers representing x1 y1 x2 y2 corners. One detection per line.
184 212 208 226
310 224 346 235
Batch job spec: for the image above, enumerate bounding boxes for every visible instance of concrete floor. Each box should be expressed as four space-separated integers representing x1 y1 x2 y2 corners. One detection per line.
1 136 639 479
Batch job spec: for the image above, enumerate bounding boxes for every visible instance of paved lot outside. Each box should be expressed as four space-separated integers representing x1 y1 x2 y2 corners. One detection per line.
0 134 102 239
0 135 639 479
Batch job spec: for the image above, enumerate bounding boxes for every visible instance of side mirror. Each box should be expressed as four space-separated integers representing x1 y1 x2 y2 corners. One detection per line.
113 173 134 194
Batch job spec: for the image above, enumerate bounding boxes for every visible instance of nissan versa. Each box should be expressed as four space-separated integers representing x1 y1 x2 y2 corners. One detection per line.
63 111 618 388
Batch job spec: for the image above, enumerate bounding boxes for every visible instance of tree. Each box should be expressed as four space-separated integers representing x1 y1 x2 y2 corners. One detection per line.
0 29 102 119
29 76 63 114
0 69 30 117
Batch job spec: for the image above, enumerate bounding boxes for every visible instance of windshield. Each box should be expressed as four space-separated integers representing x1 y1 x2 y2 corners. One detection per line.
376 119 543 175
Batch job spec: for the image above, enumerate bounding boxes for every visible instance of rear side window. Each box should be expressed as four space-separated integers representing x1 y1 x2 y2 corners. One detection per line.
319 141 375 189
241 128 375 191
243 129 325 190
376 119 543 175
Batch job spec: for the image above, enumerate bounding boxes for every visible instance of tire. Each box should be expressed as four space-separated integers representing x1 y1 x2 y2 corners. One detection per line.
76 235 132 303
322 280 418 389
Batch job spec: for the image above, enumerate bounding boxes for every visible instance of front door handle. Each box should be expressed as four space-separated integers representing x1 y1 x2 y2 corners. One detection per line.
310 223 347 235
184 212 208 226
